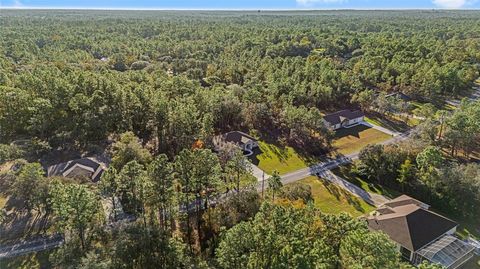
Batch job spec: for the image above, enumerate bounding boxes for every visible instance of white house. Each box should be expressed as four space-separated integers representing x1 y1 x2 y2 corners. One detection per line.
322 110 365 130
213 131 258 154
47 157 107 182
366 195 475 269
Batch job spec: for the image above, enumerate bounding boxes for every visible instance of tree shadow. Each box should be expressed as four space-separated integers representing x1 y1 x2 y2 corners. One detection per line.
366 112 409 132
318 177 366 213
334 124 371 140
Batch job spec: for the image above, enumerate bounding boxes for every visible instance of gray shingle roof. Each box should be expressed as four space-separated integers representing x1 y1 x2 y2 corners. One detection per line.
323 110 364 125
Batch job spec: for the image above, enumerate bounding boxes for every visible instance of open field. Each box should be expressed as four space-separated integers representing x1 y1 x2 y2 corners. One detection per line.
250 141 315 175
333 125 392 155
291 176 374 217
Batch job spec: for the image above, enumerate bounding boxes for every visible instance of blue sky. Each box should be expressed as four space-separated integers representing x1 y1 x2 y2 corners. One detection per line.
0 0 479 9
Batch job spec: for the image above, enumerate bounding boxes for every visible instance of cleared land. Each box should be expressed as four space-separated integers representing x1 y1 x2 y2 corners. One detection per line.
251 141 313 175
333 125 391 155
292 176 374 217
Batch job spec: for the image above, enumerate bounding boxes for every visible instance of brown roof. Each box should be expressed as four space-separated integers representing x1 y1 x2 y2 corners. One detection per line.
367 196 457 251
323 110 364 125
222 131 257 146
382 194 429 209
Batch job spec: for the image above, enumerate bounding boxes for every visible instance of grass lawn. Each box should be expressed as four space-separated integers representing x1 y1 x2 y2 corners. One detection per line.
0 250 52 269
292 176 374 217
364 114 410 133
333 125 392 155
331 165 401 199
251 141 314 175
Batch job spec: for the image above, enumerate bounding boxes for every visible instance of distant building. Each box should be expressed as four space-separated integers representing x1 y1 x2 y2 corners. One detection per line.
366 195 475 269
213 131 258 154
322 110 364 130
47 157 107 182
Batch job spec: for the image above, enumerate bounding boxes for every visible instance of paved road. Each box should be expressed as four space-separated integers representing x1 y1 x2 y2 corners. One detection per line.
0 234 63 259
256 126 411 204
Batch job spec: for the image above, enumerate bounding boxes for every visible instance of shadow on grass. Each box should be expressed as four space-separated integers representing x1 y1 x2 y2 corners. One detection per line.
318 177 366 213
366 112 410 132
334 124 371 140
248 134 325 168
332 165 400 199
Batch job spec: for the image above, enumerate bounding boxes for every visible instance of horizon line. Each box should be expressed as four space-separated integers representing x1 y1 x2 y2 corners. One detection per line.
0 7 479 11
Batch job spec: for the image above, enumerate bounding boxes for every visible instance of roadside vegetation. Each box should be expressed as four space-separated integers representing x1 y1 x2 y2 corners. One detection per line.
0 9 479 269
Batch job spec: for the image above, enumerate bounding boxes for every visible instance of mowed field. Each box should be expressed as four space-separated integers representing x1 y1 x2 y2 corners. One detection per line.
291 176 374 217
252 141 313 175
333 125 392 155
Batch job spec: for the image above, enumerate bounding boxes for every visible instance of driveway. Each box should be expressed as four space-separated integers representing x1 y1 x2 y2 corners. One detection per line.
0 234 63 259
361 121 401 137
248 162 270 182
255 126 411 205
316 170 389 206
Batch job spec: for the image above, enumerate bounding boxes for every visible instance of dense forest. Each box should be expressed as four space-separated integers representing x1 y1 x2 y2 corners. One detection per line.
1 10 479 268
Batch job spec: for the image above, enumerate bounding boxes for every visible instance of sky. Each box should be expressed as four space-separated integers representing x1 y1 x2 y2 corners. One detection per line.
0 0 479 10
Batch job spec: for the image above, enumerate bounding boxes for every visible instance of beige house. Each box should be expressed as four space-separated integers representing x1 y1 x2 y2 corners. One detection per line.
367 195 475 269
322 110 365 130
213 131 258 155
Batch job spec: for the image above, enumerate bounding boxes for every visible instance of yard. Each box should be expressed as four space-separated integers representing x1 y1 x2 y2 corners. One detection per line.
332 125 392 155
250 141 315 175
331 165 401 199
290 176 374 217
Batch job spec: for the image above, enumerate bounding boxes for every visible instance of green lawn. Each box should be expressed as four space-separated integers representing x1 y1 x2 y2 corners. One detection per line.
333 125 392 155
292 176 374 217
251 141 313 175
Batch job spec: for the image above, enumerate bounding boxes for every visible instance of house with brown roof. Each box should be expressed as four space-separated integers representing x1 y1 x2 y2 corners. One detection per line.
213 131 259 156
47 157 107 182
322 109 364 130
367 195 475 269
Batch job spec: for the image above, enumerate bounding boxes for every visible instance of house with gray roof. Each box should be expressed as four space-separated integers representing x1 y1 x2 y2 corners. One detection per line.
367 195 475 269
322 109 364 130
213 131 258 156
47 157 107 182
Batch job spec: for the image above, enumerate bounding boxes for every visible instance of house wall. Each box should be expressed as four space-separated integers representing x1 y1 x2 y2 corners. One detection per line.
446 226 457 235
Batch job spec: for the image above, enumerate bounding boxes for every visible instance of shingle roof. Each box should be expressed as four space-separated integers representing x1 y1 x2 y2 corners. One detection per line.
47 157 107 182
367 196 457 251
221 131 257 146
323 110 364 125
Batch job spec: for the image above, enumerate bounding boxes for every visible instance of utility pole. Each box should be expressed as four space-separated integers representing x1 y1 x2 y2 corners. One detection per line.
261 172 265 199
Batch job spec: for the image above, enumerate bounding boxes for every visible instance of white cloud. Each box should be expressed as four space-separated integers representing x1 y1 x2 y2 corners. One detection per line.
296 0 347 7
432 0 476 8
12 0 23 7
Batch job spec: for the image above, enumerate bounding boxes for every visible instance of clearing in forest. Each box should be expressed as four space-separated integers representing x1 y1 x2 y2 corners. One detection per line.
333 125 391 155
290 176 374 217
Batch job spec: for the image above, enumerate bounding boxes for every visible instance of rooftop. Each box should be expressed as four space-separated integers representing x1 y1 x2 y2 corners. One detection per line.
47 157 107 182
367 195 457 251
323 110 364 125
